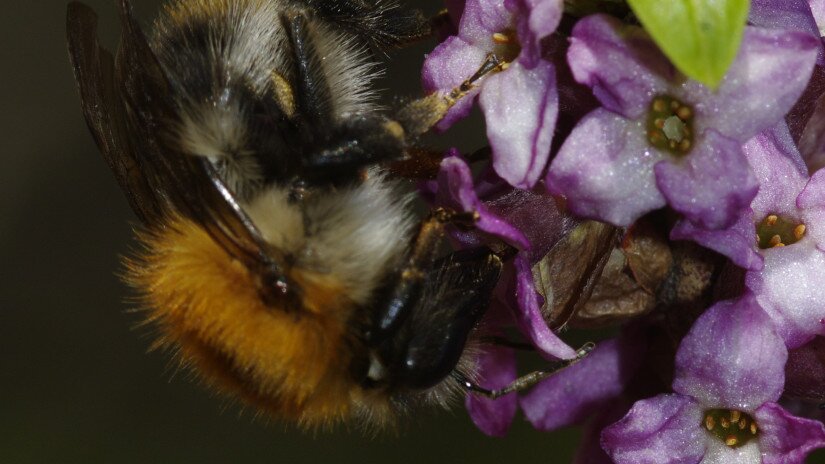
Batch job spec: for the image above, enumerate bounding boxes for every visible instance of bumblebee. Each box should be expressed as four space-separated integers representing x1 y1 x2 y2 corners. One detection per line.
67 0 513 426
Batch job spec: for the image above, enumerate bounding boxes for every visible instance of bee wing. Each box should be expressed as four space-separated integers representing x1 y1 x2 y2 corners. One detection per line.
68 1 289 283
296 0 430 48
67 2 163 224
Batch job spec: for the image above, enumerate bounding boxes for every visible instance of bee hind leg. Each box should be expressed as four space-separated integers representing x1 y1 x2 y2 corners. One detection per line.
364 207 476 345
454 343 597 398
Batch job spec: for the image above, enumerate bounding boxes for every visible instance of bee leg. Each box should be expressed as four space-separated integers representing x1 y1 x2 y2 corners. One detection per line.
364 208 464 345
281 12 335 131
369 247 503 390
282 12 417 184
395 54 505 139
455 343 596 398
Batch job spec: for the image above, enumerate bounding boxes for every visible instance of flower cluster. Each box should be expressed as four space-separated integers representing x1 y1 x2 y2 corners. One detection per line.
420 0 825 461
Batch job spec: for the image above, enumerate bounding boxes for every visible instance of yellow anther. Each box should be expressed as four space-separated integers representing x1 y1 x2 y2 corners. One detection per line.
677 106 693 120
725 435 738 447
654 118 665 129
750 422 758 435
766 215 779 226
669 140 677 149
794 224 807 240
679 139 691 152
705 415 715 430
730 410 741 423
773 242 786 248
720 417 730 429
671 100 680 110
769 234 783 247
492 32 511 44
653 99 667 112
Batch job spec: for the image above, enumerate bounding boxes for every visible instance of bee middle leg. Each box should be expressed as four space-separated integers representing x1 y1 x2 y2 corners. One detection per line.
364 207 477 344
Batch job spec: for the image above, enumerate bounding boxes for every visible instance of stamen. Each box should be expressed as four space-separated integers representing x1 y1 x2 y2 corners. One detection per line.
490 29 520 62
757 214 806 249
720 417 730 429
492 32 510 44
653 98 667 112
647 95 694 156
703 409 758 448
769 235 783 247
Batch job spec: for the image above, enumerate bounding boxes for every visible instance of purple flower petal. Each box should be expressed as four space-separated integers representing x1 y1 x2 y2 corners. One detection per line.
700 441 761 464
421 36 487 130
601 394 706 464
755 401 825 463
744 124 810 221
798 91 825 173
672 296 787 410
575 399 633 464
687 27 818 142
437 154 531 249
465 343 518 437
520 336 645 431
457 0 512 47
750 0 824 64
510 254 577 360
479 60 558 188
567 15 672 119
670 215 763 271
477 177 577 262
511 0 562 67
785 337 825 401
811 0 825 29
547 109 667 226
747 243 825 348
520 0 562 40
798 169 825 248
654 130 758 230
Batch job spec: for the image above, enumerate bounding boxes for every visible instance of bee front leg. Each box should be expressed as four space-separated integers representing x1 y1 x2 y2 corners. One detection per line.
394 54 505 139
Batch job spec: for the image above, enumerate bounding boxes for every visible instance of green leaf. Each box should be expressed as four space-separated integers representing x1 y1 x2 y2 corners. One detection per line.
627 0 750 88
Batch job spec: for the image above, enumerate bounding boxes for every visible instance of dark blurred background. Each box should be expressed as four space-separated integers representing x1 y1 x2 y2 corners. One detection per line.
0 1 588 462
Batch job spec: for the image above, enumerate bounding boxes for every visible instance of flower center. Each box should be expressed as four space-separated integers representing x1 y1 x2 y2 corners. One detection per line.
703 409 758 448
491 29 521 63
756 214 806 249
647 95 694 155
